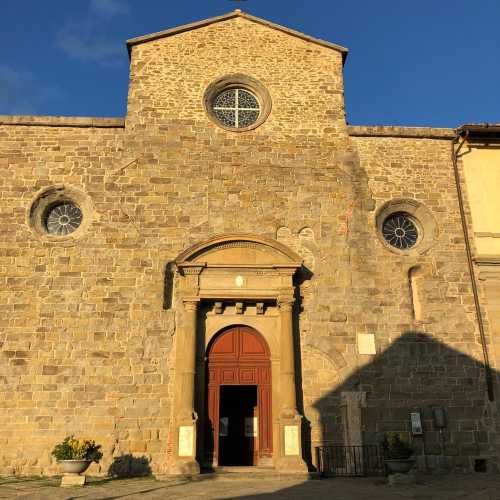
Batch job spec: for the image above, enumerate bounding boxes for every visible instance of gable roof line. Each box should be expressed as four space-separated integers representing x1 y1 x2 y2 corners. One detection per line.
126 10 348 63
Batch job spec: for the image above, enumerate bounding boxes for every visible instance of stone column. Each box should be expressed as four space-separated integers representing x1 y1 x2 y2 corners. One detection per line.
276 297 308 472
341 391 366 475
167 298 200 475
341 391 366 447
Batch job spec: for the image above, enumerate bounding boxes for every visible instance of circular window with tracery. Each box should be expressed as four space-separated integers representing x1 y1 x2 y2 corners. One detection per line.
375 199 438 255
45 202 82 236
27 185 92 243
212 88 260 129
204 75 272 132
382 212 419 249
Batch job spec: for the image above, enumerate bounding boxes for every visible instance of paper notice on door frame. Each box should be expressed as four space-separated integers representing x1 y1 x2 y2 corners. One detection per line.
219 417 228 436
245 416 258 437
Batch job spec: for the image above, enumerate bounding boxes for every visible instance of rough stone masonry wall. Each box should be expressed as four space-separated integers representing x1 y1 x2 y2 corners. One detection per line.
0 119 176 477
0 16 372 476
350 130 498 471
0 14 496 476
124 16 379 472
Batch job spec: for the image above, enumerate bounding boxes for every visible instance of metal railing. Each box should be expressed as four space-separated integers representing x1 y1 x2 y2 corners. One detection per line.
316 445 384 477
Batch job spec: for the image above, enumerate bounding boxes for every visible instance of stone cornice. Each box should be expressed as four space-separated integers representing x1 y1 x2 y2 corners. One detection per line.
474 255 500 266
0 115 125 128
348 125 455 140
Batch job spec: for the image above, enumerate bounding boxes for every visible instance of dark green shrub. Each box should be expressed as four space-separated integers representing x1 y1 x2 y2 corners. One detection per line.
382 432 414 460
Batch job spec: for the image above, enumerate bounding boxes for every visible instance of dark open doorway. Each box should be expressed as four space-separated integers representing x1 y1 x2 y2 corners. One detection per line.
218 385 258 466
206 326 273 467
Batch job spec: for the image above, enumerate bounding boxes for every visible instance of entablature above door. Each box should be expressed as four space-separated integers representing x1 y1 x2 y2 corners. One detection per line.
175 234 303 301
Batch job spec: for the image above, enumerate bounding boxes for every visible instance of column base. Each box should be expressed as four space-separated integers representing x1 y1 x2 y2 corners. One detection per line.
166 459 200 476
275 455 308 473
277 411 307 473
258 456 274 467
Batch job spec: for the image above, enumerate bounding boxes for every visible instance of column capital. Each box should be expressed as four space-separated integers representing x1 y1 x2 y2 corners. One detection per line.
179 265 205 277
277 296 295 311
182 298 200 311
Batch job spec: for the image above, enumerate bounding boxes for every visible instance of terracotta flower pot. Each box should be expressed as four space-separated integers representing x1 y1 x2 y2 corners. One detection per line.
58 459 91 474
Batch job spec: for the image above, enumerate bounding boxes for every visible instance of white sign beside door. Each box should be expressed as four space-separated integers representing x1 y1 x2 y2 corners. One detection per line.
284 425 299 455
178 425 194 457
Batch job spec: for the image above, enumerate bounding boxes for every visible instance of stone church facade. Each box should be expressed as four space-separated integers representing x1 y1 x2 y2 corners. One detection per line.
1 10 499 476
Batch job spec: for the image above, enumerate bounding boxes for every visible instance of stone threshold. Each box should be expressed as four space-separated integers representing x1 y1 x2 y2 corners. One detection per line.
155 466 316 482
208 466 315 480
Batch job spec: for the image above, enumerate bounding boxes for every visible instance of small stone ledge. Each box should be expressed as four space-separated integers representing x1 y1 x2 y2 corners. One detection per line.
0 115 125 128
348 125 455 140
60 474 86 487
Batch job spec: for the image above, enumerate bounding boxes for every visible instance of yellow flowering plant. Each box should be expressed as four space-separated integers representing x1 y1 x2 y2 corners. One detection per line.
51 435 103 463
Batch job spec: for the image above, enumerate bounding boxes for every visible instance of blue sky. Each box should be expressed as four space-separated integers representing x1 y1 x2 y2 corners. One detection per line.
1 0 499 127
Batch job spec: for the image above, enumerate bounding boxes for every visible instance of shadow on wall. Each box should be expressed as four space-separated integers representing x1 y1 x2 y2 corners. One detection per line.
302 331 497 473
228 331 498 498
108 454 152 478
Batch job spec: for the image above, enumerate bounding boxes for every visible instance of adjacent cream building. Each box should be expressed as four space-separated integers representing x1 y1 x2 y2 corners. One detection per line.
1 10 499 477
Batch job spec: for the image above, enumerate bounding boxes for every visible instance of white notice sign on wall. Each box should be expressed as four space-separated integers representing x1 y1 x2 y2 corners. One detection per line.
410 412 423 435
178 425 194 457
284 425 299 456
219 417 228 437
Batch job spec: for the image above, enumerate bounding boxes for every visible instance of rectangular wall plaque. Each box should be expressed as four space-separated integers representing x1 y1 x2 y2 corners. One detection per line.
284 425 299 455
357 333 376 355
178 425 194 457
410 412 423 435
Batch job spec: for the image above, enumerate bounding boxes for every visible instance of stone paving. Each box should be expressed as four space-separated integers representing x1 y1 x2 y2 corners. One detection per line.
1 474 500 500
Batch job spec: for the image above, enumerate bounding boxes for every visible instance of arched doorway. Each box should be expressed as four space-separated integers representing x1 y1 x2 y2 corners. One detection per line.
207 326 272 467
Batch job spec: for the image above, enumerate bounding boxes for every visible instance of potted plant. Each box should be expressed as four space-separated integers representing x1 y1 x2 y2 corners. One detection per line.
382 432 415 474
51 435 103 475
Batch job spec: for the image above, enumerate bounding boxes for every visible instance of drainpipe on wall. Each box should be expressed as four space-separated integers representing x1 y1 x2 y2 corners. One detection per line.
451 130 494 402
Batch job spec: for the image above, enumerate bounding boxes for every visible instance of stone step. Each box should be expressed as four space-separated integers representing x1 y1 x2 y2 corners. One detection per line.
205 466 315 481
215 466 275 474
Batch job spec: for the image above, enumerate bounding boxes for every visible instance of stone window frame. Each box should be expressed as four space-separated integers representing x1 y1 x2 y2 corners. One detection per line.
27 185 93 244
203 74 272 132
375 199 439 256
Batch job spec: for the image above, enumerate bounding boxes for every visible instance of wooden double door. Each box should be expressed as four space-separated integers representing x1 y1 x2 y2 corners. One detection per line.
207 326 272 466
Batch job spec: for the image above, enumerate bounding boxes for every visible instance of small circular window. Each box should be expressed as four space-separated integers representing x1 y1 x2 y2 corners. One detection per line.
28 185 92 243
45 203 82 235
375 199 438 255
212 88 260 129
204 75 272 132
382 212 419 249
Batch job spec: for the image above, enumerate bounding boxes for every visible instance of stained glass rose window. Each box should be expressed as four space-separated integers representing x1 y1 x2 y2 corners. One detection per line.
382 212 419 249
212 88 260 129
45 203 82 236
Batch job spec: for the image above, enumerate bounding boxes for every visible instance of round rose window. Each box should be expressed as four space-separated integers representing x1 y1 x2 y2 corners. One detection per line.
211 88 260 129
45 203 82 236
382 212 419 249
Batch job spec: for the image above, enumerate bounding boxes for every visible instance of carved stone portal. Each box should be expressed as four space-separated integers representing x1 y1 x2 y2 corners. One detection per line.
167 234 308 474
